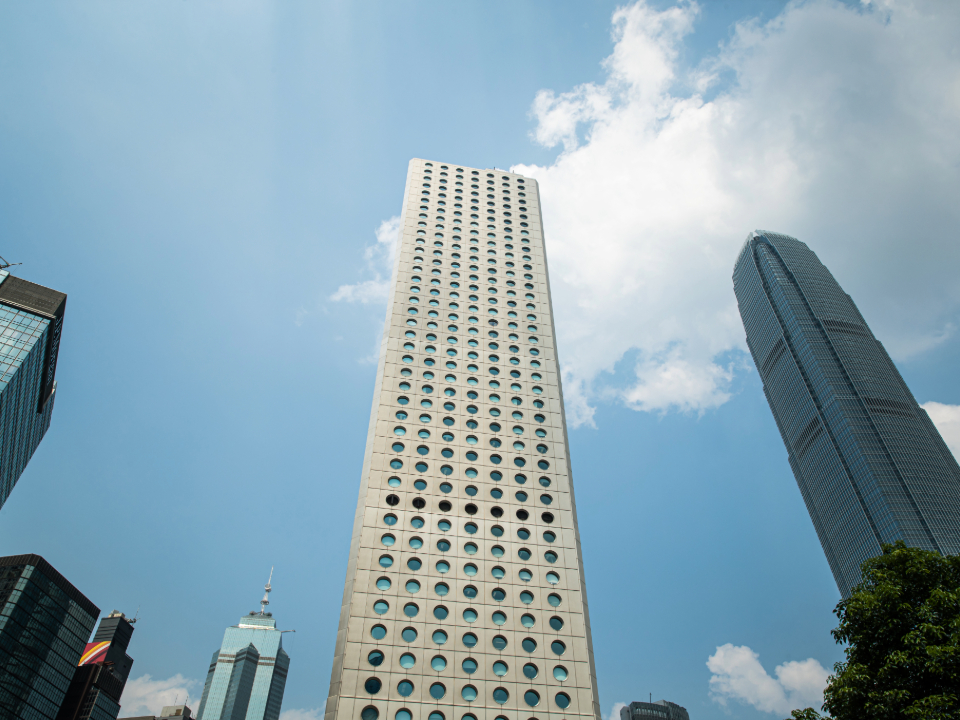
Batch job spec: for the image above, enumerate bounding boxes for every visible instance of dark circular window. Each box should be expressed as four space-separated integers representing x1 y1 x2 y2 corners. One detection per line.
412 498 426 509
493 687 509 705
491 588 506 602
548 593 562 607
492 635 508 650
524 690 540 707
361 706 379 720
522 637 537 653
491 506 503 518
433 605 449 620
555 693 571 709
386 495 399 506
465 503 478 515
439 500 452 512
462 632 478 648
429 683 446 700
542 512 554 523
364 677 382 694
516 509 529 521
523 663 538 679
367 650 384 666
551 640 566 656
550 616 564 631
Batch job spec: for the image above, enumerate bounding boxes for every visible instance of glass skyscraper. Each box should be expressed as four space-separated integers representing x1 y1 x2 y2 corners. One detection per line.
196 575 290 720
0 270 67 511
324 160 601 720
733 230 960 596
620 700 689 720
0 553 100 720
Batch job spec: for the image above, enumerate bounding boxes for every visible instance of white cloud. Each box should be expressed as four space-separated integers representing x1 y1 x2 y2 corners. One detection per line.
707 644 828 715
330 216 400 304
120 674 200 717
280 709 323 720
515 0 960 422
605 701 628 720
921 401 960 459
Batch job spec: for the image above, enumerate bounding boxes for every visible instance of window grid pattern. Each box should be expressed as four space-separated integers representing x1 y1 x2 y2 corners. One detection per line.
733 231 960 596
325 159 601 720
0 302 55 511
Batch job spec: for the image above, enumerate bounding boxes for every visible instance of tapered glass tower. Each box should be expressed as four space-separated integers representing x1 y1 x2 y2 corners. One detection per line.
325 160 601 720
733 230 960 596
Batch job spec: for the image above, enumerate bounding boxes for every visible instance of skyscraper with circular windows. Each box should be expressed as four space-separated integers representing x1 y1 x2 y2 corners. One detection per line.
323 160 601 720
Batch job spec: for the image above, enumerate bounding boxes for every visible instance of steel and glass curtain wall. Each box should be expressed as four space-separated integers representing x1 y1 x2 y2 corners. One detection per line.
733 230 960 596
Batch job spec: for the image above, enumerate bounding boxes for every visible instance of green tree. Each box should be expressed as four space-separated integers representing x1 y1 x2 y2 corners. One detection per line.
785 542 960 719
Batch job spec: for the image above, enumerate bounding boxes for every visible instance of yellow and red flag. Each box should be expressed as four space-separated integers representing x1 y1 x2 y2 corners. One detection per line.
78 641 110 666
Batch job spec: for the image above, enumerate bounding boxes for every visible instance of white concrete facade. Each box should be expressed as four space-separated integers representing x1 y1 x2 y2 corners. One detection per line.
325 159 601 720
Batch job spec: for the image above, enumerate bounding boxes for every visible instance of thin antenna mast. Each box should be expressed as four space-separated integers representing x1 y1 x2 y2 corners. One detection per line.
260 566 274 614
0 256 21 271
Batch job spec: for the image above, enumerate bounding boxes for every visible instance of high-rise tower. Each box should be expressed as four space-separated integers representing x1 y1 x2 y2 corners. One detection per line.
0 270 66 510
196 571 291 720
324 160 601 720
733 230 960 596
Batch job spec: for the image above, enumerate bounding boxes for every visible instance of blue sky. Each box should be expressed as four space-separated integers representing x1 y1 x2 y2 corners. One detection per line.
2 1 960 719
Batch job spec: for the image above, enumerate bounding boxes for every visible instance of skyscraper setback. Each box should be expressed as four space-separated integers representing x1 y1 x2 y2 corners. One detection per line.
324 160 601 720
733 230 960 596
0 270 66 510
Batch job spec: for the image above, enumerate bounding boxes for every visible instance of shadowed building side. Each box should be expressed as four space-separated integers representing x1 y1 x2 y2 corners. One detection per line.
733 230 960 596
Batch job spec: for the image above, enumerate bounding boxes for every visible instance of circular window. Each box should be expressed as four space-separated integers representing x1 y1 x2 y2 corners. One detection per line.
555 693 571 709
430 654 447 672
492 611 507 626
378 555 393 568
523 663 539 679
428 713 443 720
465 486 478 497
387 477 401 488
393 426 406 436
522 637 537 653
376 577 391 591
373 600 388 615
464 542 478 555
491 525 504 537
383 513 397 526
406 558 421 571
380 534 395 547
491 588 506 602
395 711 411 720
463 585 478 598
517 528 530 540
549 616 564 631
493 687 509 705
429 683 446 700
543 530 556 542
553 665 568 681
371 624 387 640
405 580 420 594
432 629 448 645
493 661 508 677
542 512 555 524
551 640 566 656
462 632 478 648
401 627 417 642
465 503 478 515
521 614 535 628
414 480 427 491
462 608 478 623
438 519 451 531
519 569 533 582
545 551 558 563
361 707 379 720
411 517 425 529
462 658 477 674
491 545 505 558
433 605 448 620
397 680 414 697
437 539 451 552
434 582 449 596
524 690 541 707
518 548 531 560
436 561 450 573
403 603 419 617
464 563 478 576
546 572 560 585
492 635 508 650
520 591 534 604
548 593 562 607
492 566 506 579
465 522 478 534
461 685 478 702
367 650 384 666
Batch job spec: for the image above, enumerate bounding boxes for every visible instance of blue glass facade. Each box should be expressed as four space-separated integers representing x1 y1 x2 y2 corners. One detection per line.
0 554 100 720
196 614 290 720
733 231 960 595
0 271 67 511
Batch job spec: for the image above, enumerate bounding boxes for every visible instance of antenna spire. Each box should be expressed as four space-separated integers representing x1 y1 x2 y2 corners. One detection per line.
260 566 273 614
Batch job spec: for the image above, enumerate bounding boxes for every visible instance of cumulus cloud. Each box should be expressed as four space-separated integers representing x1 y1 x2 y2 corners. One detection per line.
922 401 960 459
707 644 829 715
120 674 200 717
280 709 323 720
605 701 628 720
330 216 400 303
514 0 960 421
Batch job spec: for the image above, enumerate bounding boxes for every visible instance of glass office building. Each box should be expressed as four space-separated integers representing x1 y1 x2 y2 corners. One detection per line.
196 584 290 720
0 270 67 511
0 553 100 720
324 160 601 720
733 231 960 596
620 701 689 720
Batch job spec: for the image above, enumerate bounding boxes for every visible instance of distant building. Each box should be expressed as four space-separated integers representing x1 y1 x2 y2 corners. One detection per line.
120 705 194 720
621 700 690 720
56 610 137 720
0 270 67 510
196 571 290 720
733 231 960 595
0 553 99 720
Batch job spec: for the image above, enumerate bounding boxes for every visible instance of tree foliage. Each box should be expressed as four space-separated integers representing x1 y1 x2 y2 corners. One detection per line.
786 542 960 720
